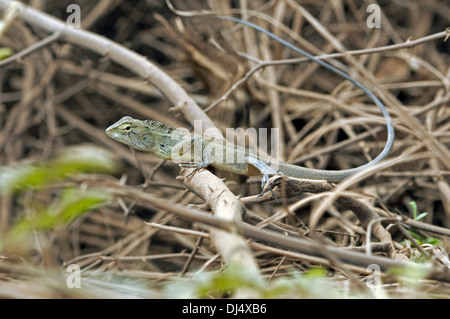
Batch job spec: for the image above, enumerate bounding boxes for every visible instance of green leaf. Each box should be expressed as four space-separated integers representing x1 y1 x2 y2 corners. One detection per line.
0 145 118 194
10 188 110 234
407 230 423 242
303 266 327 278
55 188 110 221
53 144 119 175
194 263 263 297
409 201 418 219
0 165 50 193
0 47 13 60
423 238 441 245
389 263 431 282
415 212 428 221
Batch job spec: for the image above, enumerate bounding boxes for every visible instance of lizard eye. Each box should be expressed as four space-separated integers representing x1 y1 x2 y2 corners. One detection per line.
124 125 131 131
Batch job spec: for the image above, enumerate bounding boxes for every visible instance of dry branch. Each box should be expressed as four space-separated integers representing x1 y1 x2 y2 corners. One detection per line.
0 0 258 281
1 0 449 298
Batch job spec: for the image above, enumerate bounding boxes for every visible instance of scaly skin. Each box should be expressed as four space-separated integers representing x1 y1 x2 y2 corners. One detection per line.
106 17 395 184
106 116 391 183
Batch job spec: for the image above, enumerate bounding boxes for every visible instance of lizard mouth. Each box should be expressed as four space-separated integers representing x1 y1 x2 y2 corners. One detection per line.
105 126 120 140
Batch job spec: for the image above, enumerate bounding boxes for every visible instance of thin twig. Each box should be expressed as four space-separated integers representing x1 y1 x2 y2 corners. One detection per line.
0 30 61 68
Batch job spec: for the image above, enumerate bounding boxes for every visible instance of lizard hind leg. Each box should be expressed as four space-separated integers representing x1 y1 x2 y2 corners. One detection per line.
245 156 279 197
255 173 277 200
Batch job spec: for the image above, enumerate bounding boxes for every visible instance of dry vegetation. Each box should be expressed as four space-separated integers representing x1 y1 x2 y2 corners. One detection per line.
0 0 449 298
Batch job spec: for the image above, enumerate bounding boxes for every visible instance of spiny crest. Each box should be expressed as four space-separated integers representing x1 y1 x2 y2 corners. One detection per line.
144 119 174 132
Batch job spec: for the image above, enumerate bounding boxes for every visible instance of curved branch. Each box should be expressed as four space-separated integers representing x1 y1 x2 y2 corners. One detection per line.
0 0 215 130
0 1 260 279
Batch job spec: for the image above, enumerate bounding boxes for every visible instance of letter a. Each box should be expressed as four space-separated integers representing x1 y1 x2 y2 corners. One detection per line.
66 4 81 28
66 264 81 288
366 4 381 29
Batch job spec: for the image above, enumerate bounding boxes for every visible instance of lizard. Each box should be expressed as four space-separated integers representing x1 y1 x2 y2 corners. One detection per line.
105 17 394 190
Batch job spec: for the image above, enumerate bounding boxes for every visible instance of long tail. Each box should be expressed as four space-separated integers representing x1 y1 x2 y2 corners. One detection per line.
214 16 394 180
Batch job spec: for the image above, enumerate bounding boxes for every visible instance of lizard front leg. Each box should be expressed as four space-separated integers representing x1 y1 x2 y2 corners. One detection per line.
177 136 211 178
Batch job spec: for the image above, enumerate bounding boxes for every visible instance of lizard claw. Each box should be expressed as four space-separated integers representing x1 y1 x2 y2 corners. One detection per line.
180 161 210 178
256 174 278 201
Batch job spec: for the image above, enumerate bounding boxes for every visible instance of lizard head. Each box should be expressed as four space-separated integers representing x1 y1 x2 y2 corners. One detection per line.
106 116 176 155
105 116 147 150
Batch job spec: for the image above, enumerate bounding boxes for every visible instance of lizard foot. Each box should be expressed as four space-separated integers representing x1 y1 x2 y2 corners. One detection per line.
179 161 210 178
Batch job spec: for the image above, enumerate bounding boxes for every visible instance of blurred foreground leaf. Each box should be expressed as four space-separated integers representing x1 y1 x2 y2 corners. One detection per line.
164 263 367 298
0 47 13 60
0 144 118 194
0 145 117 246
10 187 110 234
